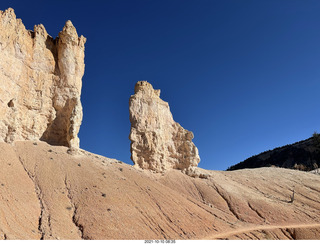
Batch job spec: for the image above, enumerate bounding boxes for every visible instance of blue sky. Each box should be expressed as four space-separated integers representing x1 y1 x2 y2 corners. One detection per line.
3 0 320 170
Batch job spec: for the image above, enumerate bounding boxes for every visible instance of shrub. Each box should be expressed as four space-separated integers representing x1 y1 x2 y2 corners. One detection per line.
293 163 306 171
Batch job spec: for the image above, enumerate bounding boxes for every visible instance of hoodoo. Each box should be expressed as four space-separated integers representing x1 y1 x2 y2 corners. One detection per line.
129 81 200 174
0 8 85 148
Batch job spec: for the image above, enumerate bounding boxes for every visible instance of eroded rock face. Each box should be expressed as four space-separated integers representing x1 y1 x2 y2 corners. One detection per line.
0 8 86 147
129 81 200 173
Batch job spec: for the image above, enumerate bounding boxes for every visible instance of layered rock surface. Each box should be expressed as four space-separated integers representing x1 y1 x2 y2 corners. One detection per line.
129 81 200 173
0 8 86 147
1 141 320 240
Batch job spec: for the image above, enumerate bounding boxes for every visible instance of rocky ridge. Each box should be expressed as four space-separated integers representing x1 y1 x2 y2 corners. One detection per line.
228 136 320 172
0 141 320 240
0 8 85 148
129 81 201 175
1 8 320 240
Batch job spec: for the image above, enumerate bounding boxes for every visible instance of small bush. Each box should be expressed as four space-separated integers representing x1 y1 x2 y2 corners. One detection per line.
293 163 306 171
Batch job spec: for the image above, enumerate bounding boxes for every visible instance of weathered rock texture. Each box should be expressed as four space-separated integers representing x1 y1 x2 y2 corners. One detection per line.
129 81 200 173
1 141 320 240
0 8 86 147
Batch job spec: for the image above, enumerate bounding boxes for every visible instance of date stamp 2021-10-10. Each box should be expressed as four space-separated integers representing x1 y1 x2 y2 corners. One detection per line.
144 240 176 244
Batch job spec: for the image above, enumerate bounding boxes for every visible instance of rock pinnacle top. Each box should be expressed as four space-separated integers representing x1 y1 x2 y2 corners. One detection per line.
129 81 201 175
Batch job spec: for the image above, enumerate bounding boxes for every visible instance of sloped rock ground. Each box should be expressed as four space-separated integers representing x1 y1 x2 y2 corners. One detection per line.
0 141 319 240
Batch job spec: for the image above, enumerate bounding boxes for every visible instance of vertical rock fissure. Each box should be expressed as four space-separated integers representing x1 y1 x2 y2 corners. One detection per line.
38 209 44 240
247 202 266 222
210 183 243 222
16 156 50 239
64 176 86 240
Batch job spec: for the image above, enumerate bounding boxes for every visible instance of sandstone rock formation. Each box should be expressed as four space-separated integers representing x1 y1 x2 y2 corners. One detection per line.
1 140 320 240
129 81 200 173
0 8 86 148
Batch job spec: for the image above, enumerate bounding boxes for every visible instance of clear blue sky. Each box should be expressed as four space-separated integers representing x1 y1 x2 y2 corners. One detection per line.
3 0 320 170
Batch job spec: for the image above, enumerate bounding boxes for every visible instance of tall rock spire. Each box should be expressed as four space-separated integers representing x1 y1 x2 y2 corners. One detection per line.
129 81 200 174
0 8 86 148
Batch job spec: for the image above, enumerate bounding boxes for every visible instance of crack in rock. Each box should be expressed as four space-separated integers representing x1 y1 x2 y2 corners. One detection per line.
285 228 296 240
210 182 243 222
17 156 51 239
247 202 266 222
64 176 87 240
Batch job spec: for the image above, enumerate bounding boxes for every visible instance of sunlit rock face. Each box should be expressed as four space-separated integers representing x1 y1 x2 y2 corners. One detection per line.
129 81 200 173
0 8 86 148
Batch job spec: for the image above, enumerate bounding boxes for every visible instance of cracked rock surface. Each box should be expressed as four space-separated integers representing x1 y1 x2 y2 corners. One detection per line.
129 81 200 173
0 8 85 148
1 141 320 240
